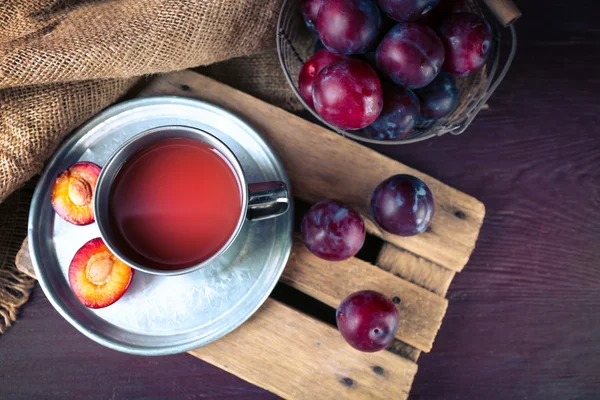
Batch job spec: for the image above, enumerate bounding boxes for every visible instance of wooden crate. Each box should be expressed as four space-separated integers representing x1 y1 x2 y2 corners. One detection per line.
18 70 485 399
141 71 485 399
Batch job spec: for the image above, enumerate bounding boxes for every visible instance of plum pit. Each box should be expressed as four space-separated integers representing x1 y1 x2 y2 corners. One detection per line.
85 253 114 286
68 178 93 206
69 238 133 309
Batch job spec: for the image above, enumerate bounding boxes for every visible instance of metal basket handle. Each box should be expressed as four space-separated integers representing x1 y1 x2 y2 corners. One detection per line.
483 0 522 26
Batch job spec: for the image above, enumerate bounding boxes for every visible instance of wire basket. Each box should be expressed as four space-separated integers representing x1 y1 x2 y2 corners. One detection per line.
276 0 518 145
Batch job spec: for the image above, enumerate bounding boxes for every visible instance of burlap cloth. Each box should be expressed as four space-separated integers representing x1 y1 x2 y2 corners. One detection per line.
0 0 302 333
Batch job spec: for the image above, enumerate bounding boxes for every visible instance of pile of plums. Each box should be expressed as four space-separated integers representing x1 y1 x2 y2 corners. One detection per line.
301 174 434 351
299 0 492 140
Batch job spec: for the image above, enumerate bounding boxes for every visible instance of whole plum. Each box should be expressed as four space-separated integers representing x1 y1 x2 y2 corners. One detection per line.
377 0 440 21
438 12 492 76
376 23 445 89
370 174 435 236
362 84 420 140
301 0 323 34
316 0 382 55
313 58 383 130
301 199 366 261
336 290 399 352
414 71 458 119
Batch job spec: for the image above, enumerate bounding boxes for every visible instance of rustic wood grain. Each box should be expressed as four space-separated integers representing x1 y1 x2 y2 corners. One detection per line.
377 243 456 297
189 298 418 400
281 236 448 352
138 72 485 273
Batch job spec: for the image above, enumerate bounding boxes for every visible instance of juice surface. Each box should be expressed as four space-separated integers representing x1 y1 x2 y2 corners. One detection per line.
109 137 243 270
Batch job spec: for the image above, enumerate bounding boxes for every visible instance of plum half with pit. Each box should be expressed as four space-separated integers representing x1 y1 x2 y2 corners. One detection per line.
371 174 435 236
438 12 492 76
51 162 101 225
362 84 420 140
316 0 382 55
301 199 365 261
377 0 440 22
69 238 133 309
376 23 445 89
313 58 383 130
298 49 345 108
414 70 458 119
336 290 399 352
302 0 323 34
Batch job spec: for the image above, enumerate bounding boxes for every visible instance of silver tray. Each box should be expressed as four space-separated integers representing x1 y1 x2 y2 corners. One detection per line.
29 97 293 355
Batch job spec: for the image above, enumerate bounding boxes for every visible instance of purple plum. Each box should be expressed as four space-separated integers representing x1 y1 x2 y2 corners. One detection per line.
336 290 399 352
362 84 420 140
316 0 382 55
301 199 366 261
376 23 445 88
438 12 492 76
302 0 323 34
414 71 458 119
313 58 383 130
370 174 435 236
377 0 440 21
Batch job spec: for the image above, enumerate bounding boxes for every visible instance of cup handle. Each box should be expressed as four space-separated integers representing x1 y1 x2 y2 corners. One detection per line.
247 181 290 221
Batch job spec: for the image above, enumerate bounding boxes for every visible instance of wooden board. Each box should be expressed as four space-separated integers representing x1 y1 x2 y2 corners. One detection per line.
17 70 485 399
377 243 456 297
190 298 418 400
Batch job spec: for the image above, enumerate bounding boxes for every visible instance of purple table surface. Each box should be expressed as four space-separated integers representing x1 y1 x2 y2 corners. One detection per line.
2 1 600 399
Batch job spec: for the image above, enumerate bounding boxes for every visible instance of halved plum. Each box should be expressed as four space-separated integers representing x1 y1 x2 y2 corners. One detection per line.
69 238 133 309
51 162 101 225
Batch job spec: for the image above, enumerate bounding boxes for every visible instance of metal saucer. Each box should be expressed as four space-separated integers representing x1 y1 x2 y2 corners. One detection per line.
29 97 293 355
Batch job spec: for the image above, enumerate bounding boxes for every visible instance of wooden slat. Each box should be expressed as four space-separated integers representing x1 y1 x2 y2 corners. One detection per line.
189 298 418 400
389 340 422 362
281 237 448 353
138 71 485 272
377 243 456 297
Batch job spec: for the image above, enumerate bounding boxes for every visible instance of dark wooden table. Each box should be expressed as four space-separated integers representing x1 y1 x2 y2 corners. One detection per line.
2 1 599 399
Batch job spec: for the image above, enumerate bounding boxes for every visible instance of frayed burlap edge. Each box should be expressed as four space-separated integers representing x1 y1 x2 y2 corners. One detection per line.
0 179 36 334
0 266 35 334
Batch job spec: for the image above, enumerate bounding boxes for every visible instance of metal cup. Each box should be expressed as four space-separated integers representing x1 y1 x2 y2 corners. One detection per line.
94 125 289 276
